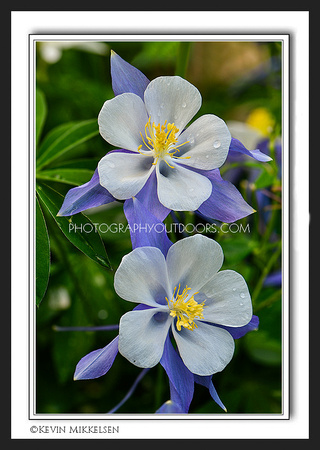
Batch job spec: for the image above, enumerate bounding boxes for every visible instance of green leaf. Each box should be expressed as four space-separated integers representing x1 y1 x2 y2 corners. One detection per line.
37 168 94 186
36 183 111 269
37 122 75 159
253 167 275 190
36 119 99 170
50 158 99 171
245 331 281 366
36 89 47 147
36 197 50 306
219 234 257 265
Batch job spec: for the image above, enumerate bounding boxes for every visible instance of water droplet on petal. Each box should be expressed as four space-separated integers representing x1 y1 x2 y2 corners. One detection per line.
213 140 221 149
189 188 194 193
139 252 148 261
108 162 115 168
240 292 246 299
239 302 244 306
181 102 186 108
232 287 236 292
160 103 165 109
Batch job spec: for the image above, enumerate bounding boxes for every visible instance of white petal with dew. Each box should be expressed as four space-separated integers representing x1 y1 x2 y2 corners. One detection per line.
144 76 201 134
98 152 154 200
119 308 171 368
173 321 235 376
176 114 231 170
201 270 252 327
166 234 224 295
156 161 212 211
114 246 171 307
98 93 148 151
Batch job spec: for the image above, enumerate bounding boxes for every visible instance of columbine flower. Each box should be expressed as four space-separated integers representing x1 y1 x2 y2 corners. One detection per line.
115 234 253 376
227 111 275 165
226 113 281 229
73 232 259 412
58 52 268 223
97 73 231 212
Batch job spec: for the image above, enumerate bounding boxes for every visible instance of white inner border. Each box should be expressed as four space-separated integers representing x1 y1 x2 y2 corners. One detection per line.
11 11 309 440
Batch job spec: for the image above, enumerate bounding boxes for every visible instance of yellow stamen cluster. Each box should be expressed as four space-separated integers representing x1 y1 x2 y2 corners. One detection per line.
166 284 206 331
138 117 190 168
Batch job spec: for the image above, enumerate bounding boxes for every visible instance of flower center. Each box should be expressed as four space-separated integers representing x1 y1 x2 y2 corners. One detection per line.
166 284 206 331
138 117 190 168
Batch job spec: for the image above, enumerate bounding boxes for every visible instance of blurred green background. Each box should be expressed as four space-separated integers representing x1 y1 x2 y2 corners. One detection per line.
35 40 282 414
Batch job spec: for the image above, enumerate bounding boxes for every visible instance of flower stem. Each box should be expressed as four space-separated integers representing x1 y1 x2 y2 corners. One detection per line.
251 243 281 304
154 364 165 410
255 289 281 312
53 324 119 332
175 42 192 78
107 368 150 413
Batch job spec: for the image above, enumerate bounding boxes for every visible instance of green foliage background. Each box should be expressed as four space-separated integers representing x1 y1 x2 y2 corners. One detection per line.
35 41 282 414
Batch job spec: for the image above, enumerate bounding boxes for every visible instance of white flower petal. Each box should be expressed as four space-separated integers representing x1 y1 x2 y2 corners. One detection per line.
98 93 148 151
119 308 171 368
176 114 231 170
201 270 252 327
166 234 224 295
173 321 235 376
227 120 263 150
144 76 201 133
114 246 171 307
156 160 212 211
98 152 154 200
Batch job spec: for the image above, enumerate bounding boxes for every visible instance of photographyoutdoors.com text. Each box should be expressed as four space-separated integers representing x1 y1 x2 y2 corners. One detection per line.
68 222 251 235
